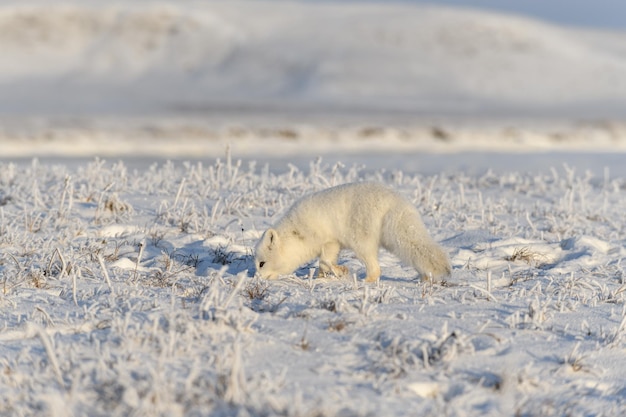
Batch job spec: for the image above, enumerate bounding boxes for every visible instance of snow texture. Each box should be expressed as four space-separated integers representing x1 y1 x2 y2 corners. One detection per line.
1 155 625 416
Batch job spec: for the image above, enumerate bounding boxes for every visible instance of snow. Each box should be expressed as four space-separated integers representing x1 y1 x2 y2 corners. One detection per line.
1 155 626 416
2 1 626 415
2 0 626 116
2 1 626 166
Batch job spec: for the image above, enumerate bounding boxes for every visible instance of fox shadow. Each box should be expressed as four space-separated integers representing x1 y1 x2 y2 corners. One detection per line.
176 239 255 277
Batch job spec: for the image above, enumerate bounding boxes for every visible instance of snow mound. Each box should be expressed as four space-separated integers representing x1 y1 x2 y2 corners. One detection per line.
2 0 626 115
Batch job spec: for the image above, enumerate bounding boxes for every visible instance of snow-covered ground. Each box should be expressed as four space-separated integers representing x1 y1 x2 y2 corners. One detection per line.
1 154 626 416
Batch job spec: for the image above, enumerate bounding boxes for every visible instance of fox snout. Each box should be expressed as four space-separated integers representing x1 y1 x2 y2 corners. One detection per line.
255 268 277 280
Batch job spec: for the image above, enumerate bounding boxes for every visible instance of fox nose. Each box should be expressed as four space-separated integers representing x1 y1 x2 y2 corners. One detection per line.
254 270 275 280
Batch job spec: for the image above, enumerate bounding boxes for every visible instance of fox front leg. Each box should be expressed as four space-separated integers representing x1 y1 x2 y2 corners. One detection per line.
319 241 349 278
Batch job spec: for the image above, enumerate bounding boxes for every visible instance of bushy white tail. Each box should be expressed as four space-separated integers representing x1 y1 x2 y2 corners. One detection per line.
381 205 451 281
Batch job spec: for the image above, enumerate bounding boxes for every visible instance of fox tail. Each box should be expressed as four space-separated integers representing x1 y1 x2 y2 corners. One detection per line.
382 204 451 281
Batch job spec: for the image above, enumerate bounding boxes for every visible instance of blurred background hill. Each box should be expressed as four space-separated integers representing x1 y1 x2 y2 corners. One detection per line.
2 0 626 118
2 0 626 159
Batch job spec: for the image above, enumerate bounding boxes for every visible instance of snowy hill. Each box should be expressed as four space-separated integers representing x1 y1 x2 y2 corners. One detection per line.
2 0 626 116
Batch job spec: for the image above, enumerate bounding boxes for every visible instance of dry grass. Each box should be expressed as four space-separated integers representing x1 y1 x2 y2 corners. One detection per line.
506 246 549 267
243 279 270 301
328 318 348 332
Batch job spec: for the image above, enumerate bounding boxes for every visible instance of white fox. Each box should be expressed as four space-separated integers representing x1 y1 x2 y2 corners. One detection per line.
255 182 451 282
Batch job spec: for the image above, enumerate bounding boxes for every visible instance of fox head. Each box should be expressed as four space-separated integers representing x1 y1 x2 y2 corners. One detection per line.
254 228 307 279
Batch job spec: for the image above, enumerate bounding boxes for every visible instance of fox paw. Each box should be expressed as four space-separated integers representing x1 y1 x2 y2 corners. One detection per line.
318 265 350 279
364 275 380 283
333 265 350 277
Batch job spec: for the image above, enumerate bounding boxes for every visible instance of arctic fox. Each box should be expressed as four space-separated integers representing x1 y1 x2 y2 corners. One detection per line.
255 182 451 282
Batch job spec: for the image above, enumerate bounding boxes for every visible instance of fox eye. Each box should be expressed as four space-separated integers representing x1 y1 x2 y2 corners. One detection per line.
259 261 265 268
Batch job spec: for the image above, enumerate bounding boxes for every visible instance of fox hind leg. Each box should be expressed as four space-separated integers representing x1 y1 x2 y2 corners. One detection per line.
363 261 381 283
354 245 381 283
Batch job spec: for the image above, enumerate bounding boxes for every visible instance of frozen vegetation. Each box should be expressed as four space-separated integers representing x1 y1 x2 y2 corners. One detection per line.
1 154 625 416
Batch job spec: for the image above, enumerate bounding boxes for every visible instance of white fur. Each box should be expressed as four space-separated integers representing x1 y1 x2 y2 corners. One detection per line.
255 182 451 282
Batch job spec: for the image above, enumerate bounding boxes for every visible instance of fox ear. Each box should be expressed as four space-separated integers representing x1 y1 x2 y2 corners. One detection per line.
262 229 279 250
